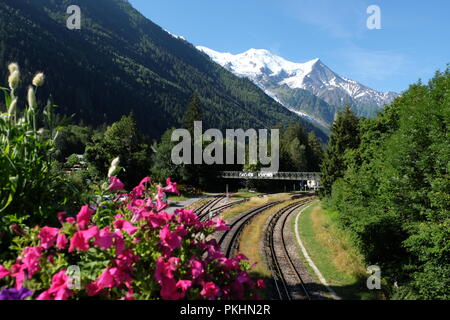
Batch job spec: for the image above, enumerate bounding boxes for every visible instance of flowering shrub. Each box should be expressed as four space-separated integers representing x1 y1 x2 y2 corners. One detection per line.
0 171 265 300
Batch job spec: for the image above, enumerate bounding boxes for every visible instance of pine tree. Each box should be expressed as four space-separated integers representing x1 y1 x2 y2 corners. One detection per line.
183 93 202 134
320 106 360 197
306 131 324 171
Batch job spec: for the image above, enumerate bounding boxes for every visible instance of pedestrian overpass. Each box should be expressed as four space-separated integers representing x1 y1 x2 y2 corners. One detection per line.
218 171 321 185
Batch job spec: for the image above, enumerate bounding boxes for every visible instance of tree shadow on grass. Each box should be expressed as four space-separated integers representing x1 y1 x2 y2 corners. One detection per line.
250 271 384 300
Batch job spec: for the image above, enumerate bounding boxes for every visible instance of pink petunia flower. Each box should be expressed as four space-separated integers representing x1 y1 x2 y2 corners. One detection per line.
56 233 68 250
107 176 125 191
159 225 182 253
163 178 180 195
189 259 204 279
131 177 151 198
0 265 10 278
76 205 95 230
256 279 266 289
57 212 67 226
22 246 42 276
200 282 220 300
38 227 60 249
212 218 230 231
146 211 172 228
94 227 114 249
113 219 138 236
68 226 98 252
37 270 72 300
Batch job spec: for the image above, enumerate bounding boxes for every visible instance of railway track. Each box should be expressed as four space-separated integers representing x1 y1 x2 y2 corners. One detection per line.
218 201 282 258
198 199 248 221
194 195 225 217
265 200 313 300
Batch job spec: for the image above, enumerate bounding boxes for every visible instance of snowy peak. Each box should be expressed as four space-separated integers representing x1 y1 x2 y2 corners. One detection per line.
197 46 398 115
197 46 320 80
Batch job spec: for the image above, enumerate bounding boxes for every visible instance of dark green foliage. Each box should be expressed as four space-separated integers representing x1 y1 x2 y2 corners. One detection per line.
183 93 202 134
0 0 327 142
150 128 182 184
54 125 95 162
320 106 360 197
84 114 153 188
325 69 450 299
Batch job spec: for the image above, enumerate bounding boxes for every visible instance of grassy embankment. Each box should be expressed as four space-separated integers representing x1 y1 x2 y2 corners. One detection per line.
294 201 384 300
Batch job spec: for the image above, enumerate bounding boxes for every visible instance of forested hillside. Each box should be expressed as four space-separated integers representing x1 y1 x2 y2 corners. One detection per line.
0 0 327 141
320 69 449 299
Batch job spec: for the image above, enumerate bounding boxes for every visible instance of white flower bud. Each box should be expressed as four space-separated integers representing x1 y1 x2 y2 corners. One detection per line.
8 99 17 114
27 86 36 108
8 70 20 90
111 157 120 168
8 63 19 74
32 72 45 87
108 157 120 177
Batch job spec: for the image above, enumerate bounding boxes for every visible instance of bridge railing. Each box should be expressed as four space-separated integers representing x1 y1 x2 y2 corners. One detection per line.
218 171 321 182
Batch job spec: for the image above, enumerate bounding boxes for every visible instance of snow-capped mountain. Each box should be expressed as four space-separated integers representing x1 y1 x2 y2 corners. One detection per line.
197 46 398 126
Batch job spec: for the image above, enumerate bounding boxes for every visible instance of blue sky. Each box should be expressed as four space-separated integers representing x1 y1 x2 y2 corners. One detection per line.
129 0 449 93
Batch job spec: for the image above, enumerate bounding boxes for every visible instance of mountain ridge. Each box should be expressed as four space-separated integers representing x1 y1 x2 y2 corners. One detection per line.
197 46 399 126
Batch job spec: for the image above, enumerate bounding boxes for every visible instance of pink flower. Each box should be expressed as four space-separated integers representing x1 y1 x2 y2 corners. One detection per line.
107 176 125 191
39 227 60 249
86 282 102 297
68 226 98 252
114 219 138 236
163 178 180 195
93 266 134 292
146 211 172 228
201 282 220 300
155 257 180 283
235 253 249 261
94 227 114 249
189 259 204 279
256 279 266 289
113 230 126 255
69 232 88 252
37 270 72 300
22 247 42 276
96 267 116 289
57 212 66 225
119 289 135 300
177 209 200 227
66 217 76 224
132 177 151 198
218 257 240 271
212 218 230 231
10 264 26 289
159 278 181 300
56 233 68 250
76 205 94 230
0 265 10 278
36 290 53 300
177 280 192 293
49 270 72 300
159 225 182 253
115 249 139 270
155 194 168 212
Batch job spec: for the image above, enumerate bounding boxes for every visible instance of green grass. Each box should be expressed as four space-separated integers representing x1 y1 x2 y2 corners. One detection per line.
293 201 382 300
167 194 192 202
230 191 263 199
